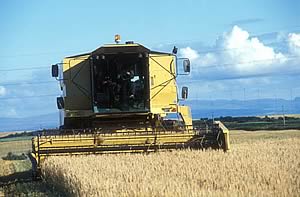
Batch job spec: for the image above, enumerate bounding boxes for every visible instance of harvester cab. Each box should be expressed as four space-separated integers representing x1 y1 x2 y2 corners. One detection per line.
30 36 230 178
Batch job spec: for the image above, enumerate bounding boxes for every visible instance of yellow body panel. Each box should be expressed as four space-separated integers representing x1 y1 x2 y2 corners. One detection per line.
149 54 177 115
178 106 193 129
215 121 230 150
63 54 90 72
62 55 92 111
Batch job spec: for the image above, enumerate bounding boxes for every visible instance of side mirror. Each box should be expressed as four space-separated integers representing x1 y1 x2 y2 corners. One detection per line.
52 64 59 78
182 86 188 99
57 97 64 109
172 46 178 54
183 59 190 73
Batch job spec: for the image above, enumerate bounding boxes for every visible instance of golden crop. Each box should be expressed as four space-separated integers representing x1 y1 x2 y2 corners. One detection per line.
42 131 300 197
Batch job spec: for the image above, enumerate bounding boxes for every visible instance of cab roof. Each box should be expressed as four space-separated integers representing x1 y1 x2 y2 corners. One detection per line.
66 43 172 58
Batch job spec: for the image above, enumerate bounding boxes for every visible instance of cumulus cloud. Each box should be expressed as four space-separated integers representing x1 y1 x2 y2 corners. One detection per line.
180 47 199 61
0 86 6 96
288 33 300 56
179 26 299 79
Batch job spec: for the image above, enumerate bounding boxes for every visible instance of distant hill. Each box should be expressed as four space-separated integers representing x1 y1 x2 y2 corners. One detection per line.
0 113 59 132
183 98 300 118
0 98 299 132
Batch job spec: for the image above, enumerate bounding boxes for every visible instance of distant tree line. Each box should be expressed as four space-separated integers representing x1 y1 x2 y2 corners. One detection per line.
193 116 300 131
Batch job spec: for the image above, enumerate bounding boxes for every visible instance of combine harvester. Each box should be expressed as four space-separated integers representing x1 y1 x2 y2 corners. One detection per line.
30 35 230 178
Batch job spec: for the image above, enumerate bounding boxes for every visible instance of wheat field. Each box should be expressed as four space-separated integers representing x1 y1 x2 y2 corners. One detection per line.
42 131 300 197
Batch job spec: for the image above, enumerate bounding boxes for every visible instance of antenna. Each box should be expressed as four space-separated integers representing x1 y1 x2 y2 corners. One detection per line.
282 105 286 127
243 88 246 106
290 88 293 113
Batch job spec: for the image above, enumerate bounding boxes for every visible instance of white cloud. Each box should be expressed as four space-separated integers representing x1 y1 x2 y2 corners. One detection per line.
221 26 286 73
180 47 199 61
0 86 6 96
288 33 300 56
179 26 298 79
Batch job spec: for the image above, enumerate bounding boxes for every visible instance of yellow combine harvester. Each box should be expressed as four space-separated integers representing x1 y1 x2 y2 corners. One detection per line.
30 36 230 178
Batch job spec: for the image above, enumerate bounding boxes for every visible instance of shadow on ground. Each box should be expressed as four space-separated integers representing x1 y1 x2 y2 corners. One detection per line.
0 170 63 196
0 170 32 187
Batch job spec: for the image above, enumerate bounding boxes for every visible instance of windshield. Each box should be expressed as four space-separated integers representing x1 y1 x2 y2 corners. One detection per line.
92 53 149 113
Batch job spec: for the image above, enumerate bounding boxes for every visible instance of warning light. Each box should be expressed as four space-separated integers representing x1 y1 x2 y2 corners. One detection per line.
115 34 121 44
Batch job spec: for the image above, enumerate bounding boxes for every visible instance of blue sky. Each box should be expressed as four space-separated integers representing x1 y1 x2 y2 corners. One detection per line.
0 0 300 118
